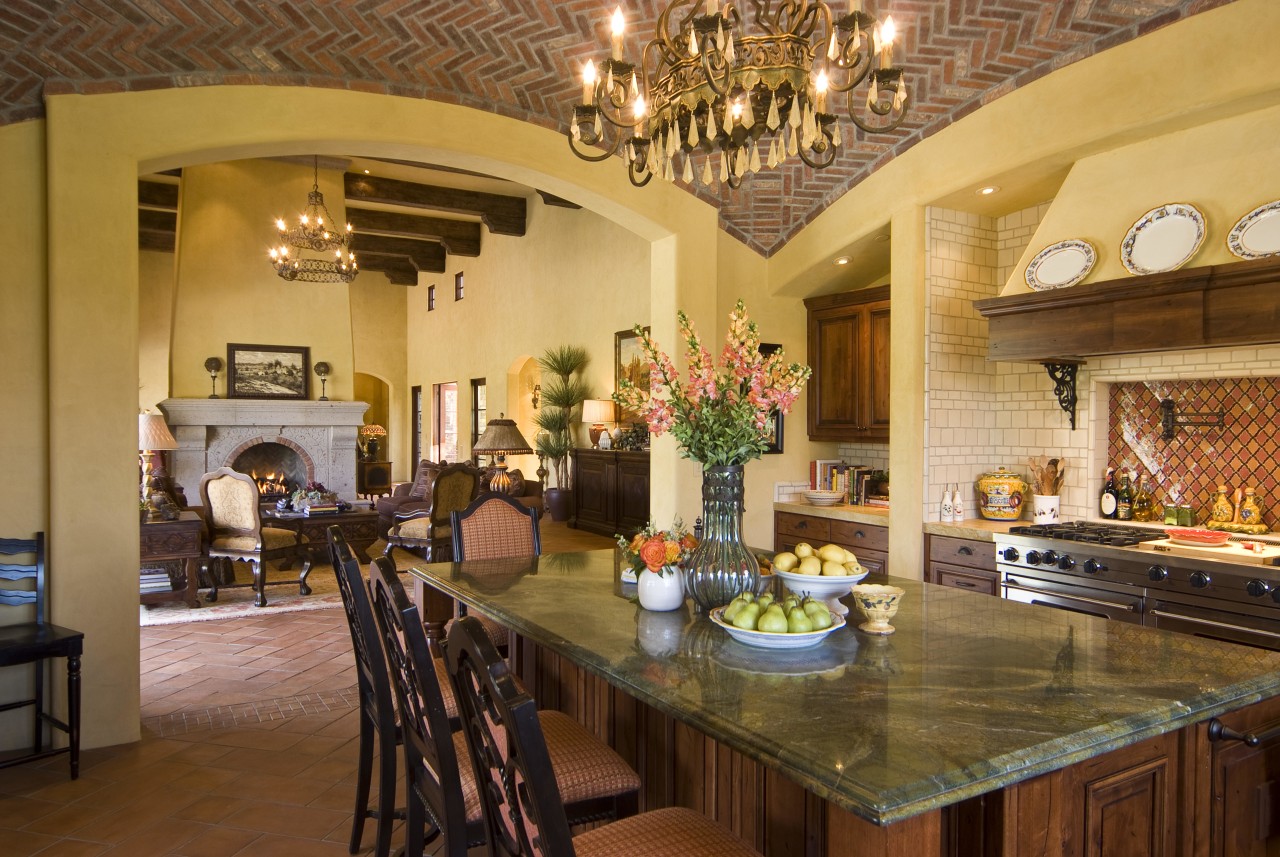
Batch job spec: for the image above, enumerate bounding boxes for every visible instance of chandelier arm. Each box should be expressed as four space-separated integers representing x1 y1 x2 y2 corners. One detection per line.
789 0 825 41
697 35 734 97
847 73 911 134
628 160 654 187
568 132 626 163
796 133 838 169
824 60 872 94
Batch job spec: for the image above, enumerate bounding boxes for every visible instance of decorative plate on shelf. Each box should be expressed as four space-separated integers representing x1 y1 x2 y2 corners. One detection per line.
1227 200 1280 259
802 490 845 506
1024 239 1096 291
709 607 845 650
1120 203 1205 275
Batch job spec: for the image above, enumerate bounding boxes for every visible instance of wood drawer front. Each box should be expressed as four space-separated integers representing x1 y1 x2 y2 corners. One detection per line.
775 512 831 543
830 520 889 553
929 536 996 573
857 550 888 577
930 563 998 596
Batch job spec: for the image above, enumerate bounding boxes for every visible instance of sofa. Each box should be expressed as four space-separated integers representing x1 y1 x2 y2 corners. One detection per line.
376 460 543 538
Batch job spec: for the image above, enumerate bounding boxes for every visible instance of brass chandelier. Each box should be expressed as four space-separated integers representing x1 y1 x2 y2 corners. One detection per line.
268 157 358 283
569 0 909 189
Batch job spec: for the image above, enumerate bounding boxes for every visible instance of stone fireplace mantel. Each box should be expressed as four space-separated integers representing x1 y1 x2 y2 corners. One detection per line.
160 398 369 502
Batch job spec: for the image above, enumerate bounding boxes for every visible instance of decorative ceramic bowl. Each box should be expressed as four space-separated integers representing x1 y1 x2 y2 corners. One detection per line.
1165 528 1231 547
849 584 906 635
803 490 845 507
773 566 868 616
709 607 845 650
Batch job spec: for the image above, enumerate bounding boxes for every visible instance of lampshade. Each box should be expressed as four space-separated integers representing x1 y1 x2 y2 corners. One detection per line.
472 418 533 456
581 399 615 425
138 413 178 451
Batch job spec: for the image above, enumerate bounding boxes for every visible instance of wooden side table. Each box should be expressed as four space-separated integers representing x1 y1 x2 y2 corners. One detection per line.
140 511 204 609
357 460 394 500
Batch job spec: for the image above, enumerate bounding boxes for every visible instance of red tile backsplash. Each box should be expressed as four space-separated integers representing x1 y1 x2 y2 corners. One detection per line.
1107 378 1278 530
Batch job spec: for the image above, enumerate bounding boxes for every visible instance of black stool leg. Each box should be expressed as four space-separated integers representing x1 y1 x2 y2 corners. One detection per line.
67 653 81 780
34 657 45 754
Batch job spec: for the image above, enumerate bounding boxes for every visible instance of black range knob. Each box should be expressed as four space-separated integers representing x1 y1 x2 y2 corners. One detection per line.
1058 555 1075 571
1000 547 1020 562
1147 565 1168 582
1246 579 1272 598
1190 571 1212 589
1042 550 1059 566
1083 559 1107 575
1026 550 1042 566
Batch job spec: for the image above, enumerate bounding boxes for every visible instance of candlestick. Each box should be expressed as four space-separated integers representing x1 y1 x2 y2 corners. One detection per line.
880 15 896 69
814 70 829 114
705 0 717 14
582 61 597 105
611 7 625 61
633 94 646 136
849 0 862 12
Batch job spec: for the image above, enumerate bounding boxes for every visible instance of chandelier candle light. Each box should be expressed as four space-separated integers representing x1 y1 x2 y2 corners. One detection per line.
614 300 811 610
268 157 358 283
569 0 910 188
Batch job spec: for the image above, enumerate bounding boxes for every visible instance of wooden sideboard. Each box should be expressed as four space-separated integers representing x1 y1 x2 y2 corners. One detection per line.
570 449 649 538
139 511 203 608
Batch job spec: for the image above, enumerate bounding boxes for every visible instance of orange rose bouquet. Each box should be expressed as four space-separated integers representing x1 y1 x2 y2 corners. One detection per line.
617 520 698 579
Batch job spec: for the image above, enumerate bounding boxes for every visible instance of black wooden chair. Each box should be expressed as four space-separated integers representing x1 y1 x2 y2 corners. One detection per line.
366 558 640 857
446 615 764 857
0 533 84 779
325 527 404 857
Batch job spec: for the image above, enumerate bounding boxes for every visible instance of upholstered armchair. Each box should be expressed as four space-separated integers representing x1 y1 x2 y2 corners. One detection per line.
375 459 446 539
198 467 313 607
382 463 481 565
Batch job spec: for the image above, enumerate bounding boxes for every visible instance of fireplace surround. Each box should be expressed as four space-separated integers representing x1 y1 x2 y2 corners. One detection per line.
159 398 369 503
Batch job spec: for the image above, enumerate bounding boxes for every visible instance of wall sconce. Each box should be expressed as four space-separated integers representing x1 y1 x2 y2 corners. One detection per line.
531 383 541 409
314 362 331 401
204 357 223 398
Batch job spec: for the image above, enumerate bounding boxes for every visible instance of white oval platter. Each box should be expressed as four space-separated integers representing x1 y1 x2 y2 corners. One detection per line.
1024 239 1096 291
710 607 845 650
1227 200 1280 259
1120 203 1205 275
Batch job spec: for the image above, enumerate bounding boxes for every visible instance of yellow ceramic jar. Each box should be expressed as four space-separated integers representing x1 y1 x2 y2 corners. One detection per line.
976 468 1028 521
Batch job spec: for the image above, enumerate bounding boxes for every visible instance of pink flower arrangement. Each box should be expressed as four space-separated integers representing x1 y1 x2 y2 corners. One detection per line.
613 300 811 466
618 520 699 578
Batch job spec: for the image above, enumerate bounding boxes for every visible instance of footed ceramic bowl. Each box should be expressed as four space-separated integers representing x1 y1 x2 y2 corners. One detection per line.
849 584 906 635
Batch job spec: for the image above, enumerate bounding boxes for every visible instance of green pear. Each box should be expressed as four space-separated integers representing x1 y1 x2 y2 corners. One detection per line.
808 607 834 630
756 593 775 610
723 596 748 623
787 607 815 633
781 596 800 613
757 604 789 633
732 602 761 630
802 599 827 618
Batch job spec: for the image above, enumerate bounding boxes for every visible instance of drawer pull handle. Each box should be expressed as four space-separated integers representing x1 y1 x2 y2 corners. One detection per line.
1207 719 1267 747
952 580 976 588
854 530 866 539
797 521 808 529
958 546 974 556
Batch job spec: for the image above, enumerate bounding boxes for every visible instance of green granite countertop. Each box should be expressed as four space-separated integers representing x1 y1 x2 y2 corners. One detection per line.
410 550 1280 826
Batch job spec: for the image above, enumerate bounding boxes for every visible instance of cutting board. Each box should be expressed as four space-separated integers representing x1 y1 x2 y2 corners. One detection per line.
1140 538 1280 566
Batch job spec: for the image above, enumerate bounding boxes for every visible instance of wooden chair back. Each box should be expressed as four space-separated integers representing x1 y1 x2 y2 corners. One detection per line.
0 533 47 617
199 467 263 543
428 463 482 529
450 493 541 561
445 615 576 857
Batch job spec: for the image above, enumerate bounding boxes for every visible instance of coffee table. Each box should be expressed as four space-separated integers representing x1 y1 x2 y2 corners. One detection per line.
263 507 380 563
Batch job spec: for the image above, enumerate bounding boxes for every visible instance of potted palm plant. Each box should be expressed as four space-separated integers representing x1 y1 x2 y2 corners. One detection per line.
534 345 589 522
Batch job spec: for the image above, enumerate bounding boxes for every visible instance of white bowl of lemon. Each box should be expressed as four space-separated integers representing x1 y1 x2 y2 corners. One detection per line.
769 542 868 616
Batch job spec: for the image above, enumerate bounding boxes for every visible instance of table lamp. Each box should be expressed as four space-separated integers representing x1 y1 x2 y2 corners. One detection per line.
472 415 533 494
581 399 615 449
138 412 179 510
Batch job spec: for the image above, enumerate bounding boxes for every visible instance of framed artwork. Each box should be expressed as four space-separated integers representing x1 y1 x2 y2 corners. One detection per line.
759 343 784 454
614 327 651 424
227 344 311 399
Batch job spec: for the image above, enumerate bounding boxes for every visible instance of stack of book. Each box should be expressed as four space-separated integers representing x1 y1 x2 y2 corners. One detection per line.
139 568 173 594
304 504 341 516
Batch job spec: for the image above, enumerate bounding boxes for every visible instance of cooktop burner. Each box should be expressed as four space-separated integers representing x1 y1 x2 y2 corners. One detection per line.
1007 521 1165 547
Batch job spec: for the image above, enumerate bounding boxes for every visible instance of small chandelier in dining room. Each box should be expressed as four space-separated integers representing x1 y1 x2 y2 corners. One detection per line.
268 157 358 283
569 0 910 188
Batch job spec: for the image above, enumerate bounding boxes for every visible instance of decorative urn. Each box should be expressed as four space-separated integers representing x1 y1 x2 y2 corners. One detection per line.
976 468 1027 521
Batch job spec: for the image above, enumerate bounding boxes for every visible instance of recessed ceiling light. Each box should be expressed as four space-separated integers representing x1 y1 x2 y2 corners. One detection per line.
977 185 1000 196
874 234 890 243
834 256 851 266
363 169 371 174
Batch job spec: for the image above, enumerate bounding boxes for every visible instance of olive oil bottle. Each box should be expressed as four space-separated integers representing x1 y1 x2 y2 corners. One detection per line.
1100 467 1118 519
1116 470 1134 521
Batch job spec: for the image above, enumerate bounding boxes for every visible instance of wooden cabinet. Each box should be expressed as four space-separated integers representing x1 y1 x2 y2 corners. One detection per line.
927 534 999 597
570 449 649 538
357 460 393 498
140 511 204 608
1202 693 1280 855
805 285 890 441
774 511 888 575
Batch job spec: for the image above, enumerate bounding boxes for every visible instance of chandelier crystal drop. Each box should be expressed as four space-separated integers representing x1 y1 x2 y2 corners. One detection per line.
568 0 910 189
268 157 358 283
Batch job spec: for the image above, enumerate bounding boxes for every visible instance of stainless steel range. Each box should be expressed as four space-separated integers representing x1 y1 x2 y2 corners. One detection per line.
995 521 1280 650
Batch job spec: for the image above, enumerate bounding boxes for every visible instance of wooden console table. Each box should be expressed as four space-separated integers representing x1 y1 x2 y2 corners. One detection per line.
262 508 380 563
139 511 204 608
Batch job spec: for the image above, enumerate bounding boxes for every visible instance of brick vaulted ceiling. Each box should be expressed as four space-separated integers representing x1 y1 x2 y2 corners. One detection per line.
1 0 1234 256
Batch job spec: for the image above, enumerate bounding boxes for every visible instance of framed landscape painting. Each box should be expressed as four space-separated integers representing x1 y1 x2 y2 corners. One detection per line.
615 327 651 425
227 344 311 399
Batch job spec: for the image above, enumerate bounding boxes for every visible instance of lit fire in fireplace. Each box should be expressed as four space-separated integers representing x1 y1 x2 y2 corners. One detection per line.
251 470 290 497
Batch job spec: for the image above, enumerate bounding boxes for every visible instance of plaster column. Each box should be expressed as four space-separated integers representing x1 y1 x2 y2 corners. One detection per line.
888 205 927 579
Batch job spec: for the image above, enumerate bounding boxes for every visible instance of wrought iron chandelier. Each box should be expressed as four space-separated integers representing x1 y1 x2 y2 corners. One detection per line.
569 1 909 189
268 157 358 283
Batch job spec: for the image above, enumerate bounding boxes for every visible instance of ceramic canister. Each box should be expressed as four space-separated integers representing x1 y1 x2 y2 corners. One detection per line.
976 468 1027 521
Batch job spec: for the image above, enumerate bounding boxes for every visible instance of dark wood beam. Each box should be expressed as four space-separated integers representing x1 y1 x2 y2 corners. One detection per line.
345 173 526 236
356 253 420 286
138 209 176 252
347 208 481 256
351 234 446 273
139 180 178 209
537 190 581 209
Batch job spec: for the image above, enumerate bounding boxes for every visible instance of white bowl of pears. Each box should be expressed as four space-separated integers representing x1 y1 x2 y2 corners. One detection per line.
710 589 845 650
770 542 868 616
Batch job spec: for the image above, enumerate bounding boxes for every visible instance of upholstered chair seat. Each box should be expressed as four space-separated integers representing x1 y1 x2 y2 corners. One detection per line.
383 463 481 565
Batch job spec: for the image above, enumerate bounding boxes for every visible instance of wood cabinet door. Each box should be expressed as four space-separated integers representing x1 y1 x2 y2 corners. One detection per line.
573 452 614 531
865 300 891 437
808 305 863 440
930 562 998 596
1209 695 1280 856
615 454 650 535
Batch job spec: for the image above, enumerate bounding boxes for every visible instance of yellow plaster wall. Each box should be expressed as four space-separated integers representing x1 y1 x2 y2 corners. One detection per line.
1004 103 1280 294
138 250 176 411
349 271 406 474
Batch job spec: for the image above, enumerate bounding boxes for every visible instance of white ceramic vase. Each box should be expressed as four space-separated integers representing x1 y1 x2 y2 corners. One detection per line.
638 566 685 612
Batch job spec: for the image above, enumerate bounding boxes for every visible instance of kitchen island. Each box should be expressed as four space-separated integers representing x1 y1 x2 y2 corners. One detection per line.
410 550 1280 856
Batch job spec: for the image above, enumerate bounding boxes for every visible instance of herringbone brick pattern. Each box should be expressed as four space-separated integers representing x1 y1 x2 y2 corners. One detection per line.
0 0 1236 253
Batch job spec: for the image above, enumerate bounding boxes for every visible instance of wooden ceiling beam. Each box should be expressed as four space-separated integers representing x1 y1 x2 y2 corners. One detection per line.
138 209 176 252
347 208 481 256
138 180 178 209
356 253 420 286
345 173 526 236
351 234 446 273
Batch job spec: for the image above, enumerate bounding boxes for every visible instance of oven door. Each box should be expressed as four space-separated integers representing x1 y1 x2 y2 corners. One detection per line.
1001 569 1144 624
1147 598 1280 652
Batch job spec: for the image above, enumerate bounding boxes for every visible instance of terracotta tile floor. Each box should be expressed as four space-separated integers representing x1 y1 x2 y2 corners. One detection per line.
0 523 613 857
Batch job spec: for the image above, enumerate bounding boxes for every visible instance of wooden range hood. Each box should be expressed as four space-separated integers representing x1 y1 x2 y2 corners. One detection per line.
974 257 1280 363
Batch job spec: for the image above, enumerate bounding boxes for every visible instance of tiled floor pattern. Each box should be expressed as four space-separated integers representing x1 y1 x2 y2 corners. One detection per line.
1 523 615 857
